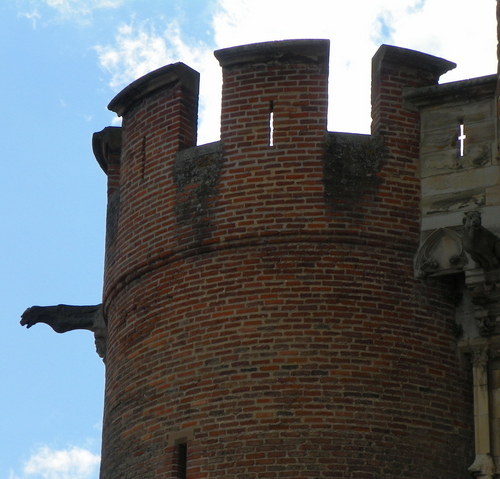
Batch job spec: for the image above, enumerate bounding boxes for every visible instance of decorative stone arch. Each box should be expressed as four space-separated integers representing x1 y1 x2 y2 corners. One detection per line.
415 227 467 279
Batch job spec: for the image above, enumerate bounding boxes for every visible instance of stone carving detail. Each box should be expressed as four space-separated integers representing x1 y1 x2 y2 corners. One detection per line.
464 269 500 338
475 313 497 337
415 227 466 279
462 211 500 269
471 345 490 368
21 304 107 361
468 453 497 478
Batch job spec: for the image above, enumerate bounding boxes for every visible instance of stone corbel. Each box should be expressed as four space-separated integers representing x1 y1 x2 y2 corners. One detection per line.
92 126 122 174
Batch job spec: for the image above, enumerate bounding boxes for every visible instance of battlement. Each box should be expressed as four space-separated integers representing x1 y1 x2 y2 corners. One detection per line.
95 40 457 167
215 39 330 150
93 41 459 278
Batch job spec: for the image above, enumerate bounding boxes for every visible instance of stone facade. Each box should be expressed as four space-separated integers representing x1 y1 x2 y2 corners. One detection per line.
409 33 500 479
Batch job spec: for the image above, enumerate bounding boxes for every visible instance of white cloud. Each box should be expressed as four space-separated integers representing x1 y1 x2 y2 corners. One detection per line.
10 446 100 479
210 0 392 134
94 0 497 142
94 18 221 144
46 0 123 16
19 8 42 28
19 0 123 26
95 20 175 89
389 0 497 82
210 0 497 132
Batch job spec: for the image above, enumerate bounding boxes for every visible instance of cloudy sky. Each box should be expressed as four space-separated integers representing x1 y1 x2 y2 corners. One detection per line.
2 0 497 478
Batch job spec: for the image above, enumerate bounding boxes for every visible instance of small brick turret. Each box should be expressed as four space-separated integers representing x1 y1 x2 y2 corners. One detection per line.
95 40 473 478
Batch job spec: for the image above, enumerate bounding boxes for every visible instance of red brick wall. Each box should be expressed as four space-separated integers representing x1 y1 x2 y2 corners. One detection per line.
102 62 199 295
98 41 473 479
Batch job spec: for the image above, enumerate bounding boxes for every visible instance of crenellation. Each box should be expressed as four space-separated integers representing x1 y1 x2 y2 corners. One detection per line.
216 40 329 154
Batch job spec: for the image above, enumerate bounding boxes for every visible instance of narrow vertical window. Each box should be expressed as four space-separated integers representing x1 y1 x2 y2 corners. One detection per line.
457 120 466 157
174 443 187 479
141 135 147 179
269 101 275 147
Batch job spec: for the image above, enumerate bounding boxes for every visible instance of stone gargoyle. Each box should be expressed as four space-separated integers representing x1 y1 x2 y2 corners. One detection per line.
461 211 500 269
20 304 107 361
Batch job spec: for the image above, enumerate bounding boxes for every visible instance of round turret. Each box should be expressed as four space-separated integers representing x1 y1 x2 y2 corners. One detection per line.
96 40 472 478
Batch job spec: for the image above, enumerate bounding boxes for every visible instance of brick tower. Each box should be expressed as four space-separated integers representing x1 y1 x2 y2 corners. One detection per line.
92 40 475 478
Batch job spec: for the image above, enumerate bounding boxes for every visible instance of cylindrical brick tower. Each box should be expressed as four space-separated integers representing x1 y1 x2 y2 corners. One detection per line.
95 40 473 478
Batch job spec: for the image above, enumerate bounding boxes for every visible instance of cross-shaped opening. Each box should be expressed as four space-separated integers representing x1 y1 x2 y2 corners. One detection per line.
269 101 275 147
457 121 466 157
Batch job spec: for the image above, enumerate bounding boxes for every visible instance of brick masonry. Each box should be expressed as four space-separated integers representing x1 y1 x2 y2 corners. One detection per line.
95 40 474 478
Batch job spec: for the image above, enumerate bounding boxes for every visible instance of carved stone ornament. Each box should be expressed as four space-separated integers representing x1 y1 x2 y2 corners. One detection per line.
468 453 497 478
475 313 497 337
462 211 500 270
471 345 490 368
20 304 107 362
465 268 500 338
415 227 467 279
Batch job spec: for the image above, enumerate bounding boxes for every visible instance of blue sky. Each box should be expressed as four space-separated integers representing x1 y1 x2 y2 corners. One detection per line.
2 1 497 478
